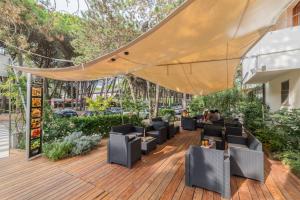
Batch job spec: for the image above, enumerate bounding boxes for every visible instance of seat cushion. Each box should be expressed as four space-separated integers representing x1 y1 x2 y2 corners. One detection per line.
111 124 133 134
127 134 136 141
147 130 160 136
132 132 144 137
203 136 223 142
228 143 248 149
152 121 165 130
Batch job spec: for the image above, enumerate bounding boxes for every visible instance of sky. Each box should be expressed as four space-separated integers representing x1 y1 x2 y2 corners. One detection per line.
50 0 88 14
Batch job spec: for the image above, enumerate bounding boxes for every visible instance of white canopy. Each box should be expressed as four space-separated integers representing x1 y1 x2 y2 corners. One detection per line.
14 0 295 95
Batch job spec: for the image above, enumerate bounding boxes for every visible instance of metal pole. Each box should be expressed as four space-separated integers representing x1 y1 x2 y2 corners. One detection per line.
25 73 31 160
8 79 12 156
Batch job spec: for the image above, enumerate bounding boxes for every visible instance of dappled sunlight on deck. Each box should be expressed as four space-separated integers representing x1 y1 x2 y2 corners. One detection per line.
0 130 299 200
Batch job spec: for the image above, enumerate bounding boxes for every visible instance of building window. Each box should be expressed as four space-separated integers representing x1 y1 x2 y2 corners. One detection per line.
281 80 289 105
293 2 300 26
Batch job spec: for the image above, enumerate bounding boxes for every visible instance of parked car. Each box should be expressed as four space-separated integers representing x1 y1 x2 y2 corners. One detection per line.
54 109 78 118
82 110 100 117
172 105 183 115
106 107 123 114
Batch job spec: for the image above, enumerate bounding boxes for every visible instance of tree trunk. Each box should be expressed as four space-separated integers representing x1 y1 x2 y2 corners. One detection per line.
182 93 187 110
71 82 74 108
146 81 152 119
126 76 136 103
154 84 160 117
100 79 105 96
76 81 79 110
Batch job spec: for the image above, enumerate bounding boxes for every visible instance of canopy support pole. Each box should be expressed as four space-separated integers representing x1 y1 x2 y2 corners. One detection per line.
25 73 31 160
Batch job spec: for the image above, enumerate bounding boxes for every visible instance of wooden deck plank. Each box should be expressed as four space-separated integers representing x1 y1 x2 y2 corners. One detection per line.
230 178 240 200
264 174 285 200
245 179 259 200
111 139 187 199
172 175 186 200
0 130 299 200
179 185 195 200
235 177 252 200
193 188 204 200
160 164 185 200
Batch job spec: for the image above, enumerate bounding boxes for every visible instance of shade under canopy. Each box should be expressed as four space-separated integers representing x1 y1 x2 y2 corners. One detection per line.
14 0 295 95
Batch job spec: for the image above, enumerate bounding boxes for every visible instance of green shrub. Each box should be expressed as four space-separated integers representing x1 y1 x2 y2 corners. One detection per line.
189 97 205 116
43 117 75 142
274 151 300 176
64 132 101 155
17 132 26 149
43 132 101 161
247 108 300 176
43 141 73 161
43 114 142 142
71 114 142 137
238 99 266 132
159 108 175 122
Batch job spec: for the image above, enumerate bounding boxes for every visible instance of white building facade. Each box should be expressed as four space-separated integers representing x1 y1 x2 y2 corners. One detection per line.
242 1 300 111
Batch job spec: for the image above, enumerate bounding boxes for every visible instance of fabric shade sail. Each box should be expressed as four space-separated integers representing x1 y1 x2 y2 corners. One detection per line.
14 0 295 95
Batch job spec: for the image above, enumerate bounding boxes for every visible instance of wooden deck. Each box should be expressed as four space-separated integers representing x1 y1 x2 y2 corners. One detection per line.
0 130 300 200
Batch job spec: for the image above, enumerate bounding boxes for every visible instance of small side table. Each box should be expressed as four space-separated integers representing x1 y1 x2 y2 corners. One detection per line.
141 137 157 154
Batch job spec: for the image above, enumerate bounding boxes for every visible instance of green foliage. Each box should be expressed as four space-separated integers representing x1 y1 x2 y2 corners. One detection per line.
71 114 142 137
43 141 73 161
72 0 183 64
121 95 147 116
189 97 205 116
0 71 26 111
275 151 300 176
189 88 243 117
43 117 75 143
86 96 113 112
159 108 175 122
268 109 300 151
64 132 101 156
43 114 142 143
43 132 101 161
246 107 300 176
17 133 26 149
238 99 266 132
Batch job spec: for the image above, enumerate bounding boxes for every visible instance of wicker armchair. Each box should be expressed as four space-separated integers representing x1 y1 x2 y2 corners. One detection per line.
107 130 141 169
225 126 242 137
151 117 176 139
228 132 264 182
201 125 225 150
185 145 230 199
146 122 168 144
181 117 197 131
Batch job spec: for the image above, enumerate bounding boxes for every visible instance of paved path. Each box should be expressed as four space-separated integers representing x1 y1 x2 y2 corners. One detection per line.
0 121 9 158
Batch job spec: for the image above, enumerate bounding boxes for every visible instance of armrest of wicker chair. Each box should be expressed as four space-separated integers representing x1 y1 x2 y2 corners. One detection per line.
127 137 142 168
134 126 145 134
229 146 264 182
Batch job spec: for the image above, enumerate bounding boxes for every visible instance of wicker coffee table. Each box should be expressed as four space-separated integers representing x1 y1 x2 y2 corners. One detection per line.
141 137 157 154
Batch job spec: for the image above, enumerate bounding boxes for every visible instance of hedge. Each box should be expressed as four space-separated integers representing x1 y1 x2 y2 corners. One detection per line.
43 114 142 143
